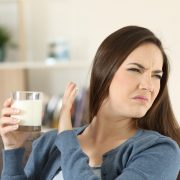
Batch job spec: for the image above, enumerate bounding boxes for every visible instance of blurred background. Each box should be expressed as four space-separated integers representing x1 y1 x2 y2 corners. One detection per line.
0 0 180 128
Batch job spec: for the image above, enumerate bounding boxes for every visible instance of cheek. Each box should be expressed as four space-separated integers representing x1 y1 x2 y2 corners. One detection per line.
109 74 134 102
111 73 133 90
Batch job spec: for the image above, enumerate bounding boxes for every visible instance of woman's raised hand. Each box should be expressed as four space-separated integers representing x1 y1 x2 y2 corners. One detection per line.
0 98 30 150
58 82 78 133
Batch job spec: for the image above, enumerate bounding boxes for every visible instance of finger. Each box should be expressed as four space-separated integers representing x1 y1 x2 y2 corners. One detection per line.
63 82 76 100
3 97 13 108
63 82 76 104
68 87 78 106
0 124 19 135
0 117 20 127
1 107 20 117
61 86 78 113
63 84 77 106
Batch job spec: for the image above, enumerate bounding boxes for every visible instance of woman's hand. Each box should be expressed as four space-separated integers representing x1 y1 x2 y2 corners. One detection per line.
0 98 30 150
58 82 77 133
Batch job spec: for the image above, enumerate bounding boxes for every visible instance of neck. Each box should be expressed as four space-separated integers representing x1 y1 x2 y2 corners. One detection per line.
86 113 138 143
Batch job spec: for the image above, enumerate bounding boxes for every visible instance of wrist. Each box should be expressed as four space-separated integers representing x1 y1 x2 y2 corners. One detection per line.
4 147 22 150
4 144 24 150
58 118 73 133
58 127 73 134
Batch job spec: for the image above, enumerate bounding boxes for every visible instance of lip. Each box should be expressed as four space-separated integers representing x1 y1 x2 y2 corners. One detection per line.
132 95 149 102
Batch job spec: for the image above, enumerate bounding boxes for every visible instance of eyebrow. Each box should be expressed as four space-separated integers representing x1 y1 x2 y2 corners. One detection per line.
128 63 163 74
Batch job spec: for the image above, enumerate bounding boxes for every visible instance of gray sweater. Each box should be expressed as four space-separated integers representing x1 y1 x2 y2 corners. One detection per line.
1 127 180 180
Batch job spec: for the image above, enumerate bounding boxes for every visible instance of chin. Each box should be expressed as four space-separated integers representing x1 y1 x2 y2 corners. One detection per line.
131 110 147 118
132 105 150 118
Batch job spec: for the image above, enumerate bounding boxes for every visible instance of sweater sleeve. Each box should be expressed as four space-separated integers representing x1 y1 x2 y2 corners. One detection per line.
1 131 57 180
1 148 27 180
55 130 180 180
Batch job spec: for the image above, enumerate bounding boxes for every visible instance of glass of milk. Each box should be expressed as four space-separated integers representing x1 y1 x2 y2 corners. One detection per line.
11 91 43 131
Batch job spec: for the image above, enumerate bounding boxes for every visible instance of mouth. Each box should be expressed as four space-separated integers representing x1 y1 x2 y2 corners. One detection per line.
132 95 149 103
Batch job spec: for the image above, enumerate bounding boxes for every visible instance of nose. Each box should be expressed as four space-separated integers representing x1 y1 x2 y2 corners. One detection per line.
139 74 153 93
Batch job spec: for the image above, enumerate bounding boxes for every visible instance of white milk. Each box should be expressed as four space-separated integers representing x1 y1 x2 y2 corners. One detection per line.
12 100 42 126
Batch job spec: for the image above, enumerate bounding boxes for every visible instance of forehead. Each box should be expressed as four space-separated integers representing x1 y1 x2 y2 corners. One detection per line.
122 43 163 69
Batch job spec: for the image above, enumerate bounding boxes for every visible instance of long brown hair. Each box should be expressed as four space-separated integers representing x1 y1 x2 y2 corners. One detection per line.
88 26 180 146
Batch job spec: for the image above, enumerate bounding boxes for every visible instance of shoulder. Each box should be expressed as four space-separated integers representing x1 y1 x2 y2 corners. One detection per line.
131 129 179 152
132 129 179 149
121 129 180 179
130 129 180 165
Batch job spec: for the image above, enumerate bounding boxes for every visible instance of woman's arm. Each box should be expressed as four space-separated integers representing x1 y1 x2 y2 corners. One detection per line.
1 147 27 180
1 130 57 180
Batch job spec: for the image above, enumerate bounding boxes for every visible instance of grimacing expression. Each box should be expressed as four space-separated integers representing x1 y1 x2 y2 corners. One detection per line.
106 43 163 119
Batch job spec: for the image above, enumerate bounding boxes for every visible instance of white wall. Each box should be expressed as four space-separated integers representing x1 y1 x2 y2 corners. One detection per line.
23 0 180 122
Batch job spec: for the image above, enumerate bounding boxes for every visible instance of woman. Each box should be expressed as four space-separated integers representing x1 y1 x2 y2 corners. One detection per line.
0 26 180 180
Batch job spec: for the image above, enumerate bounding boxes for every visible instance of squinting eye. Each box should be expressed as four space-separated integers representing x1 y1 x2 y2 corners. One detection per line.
127 68 141 73
154 75 162 80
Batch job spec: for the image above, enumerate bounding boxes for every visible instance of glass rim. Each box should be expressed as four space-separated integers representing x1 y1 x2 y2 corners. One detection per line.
11 91 43 95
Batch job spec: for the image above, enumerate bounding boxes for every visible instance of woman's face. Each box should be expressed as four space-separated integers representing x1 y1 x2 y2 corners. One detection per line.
106 43 163 119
